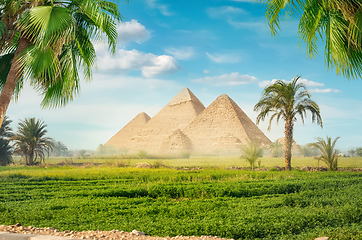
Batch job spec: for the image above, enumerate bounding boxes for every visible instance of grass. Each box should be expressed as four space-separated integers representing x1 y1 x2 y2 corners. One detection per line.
12 155 362 168
2 157 362 239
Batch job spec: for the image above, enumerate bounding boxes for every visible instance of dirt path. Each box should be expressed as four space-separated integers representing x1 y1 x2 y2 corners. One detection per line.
0 223 233 240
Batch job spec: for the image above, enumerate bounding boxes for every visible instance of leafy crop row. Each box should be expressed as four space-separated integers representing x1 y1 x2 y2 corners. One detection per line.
1 167 362 239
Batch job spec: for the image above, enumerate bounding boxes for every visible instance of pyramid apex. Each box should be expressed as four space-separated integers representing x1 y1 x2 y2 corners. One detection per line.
168 88 205 107
219 93 230 98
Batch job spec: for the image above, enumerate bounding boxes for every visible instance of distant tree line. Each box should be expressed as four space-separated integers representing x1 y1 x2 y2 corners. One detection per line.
0 116 70 166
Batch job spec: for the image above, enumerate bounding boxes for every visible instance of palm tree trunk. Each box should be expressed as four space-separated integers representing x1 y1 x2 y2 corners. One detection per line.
0 37 30 126
29 151 34 166
284 119 294 171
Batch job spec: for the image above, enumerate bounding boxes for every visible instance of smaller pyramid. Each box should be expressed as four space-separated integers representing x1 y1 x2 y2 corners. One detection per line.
160 129 193 154
105 112 151 149
182 94 271 154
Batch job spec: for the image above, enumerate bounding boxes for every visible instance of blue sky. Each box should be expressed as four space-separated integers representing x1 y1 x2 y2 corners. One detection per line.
6 0 362 152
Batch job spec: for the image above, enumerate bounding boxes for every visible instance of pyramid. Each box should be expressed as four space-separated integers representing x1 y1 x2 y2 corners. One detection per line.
128 88 205 153
160 129 193 153
181 94 272 155
104 112 151 149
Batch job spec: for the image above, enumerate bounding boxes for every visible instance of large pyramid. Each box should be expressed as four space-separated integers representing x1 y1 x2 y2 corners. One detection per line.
181 94 272 155
127 88 205 153
105 89 272 155
104 112 151 149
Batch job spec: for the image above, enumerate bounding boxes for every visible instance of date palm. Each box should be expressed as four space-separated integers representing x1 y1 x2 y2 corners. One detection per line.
309 136 340 171
254 76 322 171
0 0 122 126
12 118 54 165
269 140 283 157
52 140 68 157
0 116 13 166
241 141 263 170
263 0 362 79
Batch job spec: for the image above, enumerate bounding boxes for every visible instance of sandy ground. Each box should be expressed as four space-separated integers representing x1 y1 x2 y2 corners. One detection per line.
0 223 233 240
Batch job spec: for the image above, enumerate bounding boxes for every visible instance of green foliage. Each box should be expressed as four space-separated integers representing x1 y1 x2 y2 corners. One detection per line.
152 160 166 169
269 141 283 157
356 147 362 157
263 0 362 79
137 150 149 159
254 76 322 170
12 118 54 165
181 151 191 159
254 76 323 130
97 144 128 156
51 141 68 157
240 141 263 170
0 116 13 166
0 0 123 109
309 136 340 171
78 150 86 158
298 145 319 157
348 149 356 157
1 167 362 239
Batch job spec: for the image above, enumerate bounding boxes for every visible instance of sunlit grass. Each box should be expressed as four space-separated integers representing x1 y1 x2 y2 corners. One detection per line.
12 155 362 168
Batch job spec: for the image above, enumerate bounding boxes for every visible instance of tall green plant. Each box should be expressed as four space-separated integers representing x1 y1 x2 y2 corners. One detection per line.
309 136 340 171
0 0 123 126
241 141 263 170
52 141 68 157
0 116 13 166
356 147 362 157
254 76 323 171
269 140 283 157
263 0 362 79
12 118 54 165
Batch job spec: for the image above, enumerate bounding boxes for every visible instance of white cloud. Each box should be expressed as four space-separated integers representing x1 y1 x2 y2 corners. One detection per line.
117 19 151 44
82 74 181 92
193 72 257 86
207 6 246 18
158 5 172 16
297 79 325 86
233 0 256 2
164 47 194 60
141 55 182 77
204 70 210 74
95 45 182 77
206 52 240 63
310 89 341 93
258 78 340 93
258 78 325 88
146 0 173 16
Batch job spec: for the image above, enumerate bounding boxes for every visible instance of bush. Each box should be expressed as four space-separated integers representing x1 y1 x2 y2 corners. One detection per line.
356 147 362 157
137 150 149 159
181 151 191 159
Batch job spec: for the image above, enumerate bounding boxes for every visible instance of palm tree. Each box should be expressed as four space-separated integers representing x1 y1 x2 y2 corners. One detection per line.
348 149 355 157
241 141 263 170
254 76 323 171
0 0 122 126
309 136 340 171
0 116 13 166
52 141 68 157
269 140 283 157
263 0 362 79
356 147 362 157
298 145 318 157
12 118 54 165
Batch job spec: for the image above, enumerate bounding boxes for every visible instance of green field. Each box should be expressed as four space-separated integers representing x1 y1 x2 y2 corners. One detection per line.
12 155 362 169
1 158 362 240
